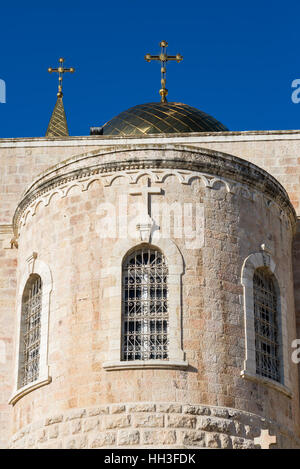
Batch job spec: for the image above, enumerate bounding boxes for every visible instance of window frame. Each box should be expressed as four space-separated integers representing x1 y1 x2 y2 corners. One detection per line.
253 267 282 383
19 273 43 387
121 247 169 362
9 253 52 405
103 239 188 371
240 251 291 397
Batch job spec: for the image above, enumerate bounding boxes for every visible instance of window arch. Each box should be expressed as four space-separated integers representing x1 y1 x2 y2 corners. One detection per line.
240 251 291 396
253 268 281 383
19 274 42 387
122 247 169 361
10 254 52 405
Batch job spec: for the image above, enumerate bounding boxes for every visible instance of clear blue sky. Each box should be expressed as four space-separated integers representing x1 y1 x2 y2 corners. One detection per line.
0 0 300 137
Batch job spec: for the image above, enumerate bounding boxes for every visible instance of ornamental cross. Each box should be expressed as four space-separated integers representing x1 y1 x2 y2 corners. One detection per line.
254 429 277 449
145 40 183 103
129 178 163 219
48 57 75 98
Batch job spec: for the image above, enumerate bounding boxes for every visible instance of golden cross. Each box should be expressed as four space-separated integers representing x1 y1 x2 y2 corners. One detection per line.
48 57 75 98
145 40 183 103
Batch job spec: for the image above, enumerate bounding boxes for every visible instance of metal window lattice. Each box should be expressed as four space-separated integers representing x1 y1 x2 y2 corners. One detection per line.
253 268 280 383
22 276 42 386
122 248 169 361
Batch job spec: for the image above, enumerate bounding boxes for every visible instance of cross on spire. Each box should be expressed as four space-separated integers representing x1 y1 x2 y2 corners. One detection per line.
254 429 277 449
48 57 75 98
145 41 183 103
46 58 75 137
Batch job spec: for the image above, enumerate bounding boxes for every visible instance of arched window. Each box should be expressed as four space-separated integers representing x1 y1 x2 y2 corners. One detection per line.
253 268 281 383
122 247 168 361
19 274 42 387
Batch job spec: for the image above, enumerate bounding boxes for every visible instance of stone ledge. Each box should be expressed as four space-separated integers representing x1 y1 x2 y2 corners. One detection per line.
2 129 300 148
240 370 293 398
102 359 189 371
9 376 52 406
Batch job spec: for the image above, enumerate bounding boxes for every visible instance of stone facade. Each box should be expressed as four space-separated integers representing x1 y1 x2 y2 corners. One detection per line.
0 132 300 449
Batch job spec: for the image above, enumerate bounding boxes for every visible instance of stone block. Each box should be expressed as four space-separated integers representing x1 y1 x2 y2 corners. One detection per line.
44 415 64 426
142 430 176 445
182 430 206 447
90 432 116 448
127 403 156 413
133 414 164 428
103 414 131 430
167 415 196 429
118 430 140 446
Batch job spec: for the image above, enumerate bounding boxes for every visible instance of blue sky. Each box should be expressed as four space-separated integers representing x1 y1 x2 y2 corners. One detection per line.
0 0 299 137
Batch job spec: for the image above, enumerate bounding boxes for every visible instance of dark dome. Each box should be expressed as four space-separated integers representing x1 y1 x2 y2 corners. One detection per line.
91 102 228 136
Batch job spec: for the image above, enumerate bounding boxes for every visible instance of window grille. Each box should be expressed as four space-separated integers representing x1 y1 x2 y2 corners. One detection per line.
122 248 169 361
21 275 42 386
253 268 280 382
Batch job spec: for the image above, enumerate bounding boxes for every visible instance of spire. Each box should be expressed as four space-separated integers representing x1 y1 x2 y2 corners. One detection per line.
46 57 75 137
45 96 69 137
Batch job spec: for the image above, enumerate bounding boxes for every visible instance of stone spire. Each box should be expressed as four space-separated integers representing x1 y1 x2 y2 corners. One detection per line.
46 58 75 137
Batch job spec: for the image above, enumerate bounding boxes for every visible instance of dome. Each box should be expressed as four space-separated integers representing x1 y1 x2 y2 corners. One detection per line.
90 102 228 136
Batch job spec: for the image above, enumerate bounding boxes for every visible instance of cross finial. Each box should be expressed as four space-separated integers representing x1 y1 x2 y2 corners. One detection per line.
145 41 183 103
48 57 75 98
254 429 277 449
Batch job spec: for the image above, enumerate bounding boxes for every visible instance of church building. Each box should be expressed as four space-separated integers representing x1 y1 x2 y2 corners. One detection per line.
1 43 300 449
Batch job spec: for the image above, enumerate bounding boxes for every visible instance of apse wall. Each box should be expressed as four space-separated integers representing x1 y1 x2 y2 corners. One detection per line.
8 145 300 448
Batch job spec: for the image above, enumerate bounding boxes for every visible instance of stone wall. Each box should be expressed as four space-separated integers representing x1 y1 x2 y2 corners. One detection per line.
1 133 300 449
9 402 300 449
0 226 16 447
0 140 100 448
7 146 299 448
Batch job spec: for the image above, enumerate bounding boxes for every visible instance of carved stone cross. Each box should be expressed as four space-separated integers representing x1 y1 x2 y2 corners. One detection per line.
129 178 163 219
254 429 277 449
129 178 163 242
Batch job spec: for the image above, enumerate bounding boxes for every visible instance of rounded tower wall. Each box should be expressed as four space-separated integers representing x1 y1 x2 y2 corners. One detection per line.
9 145 300 449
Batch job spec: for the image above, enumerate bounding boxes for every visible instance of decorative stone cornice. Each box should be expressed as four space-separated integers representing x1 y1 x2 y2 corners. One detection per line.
2 128 300 148
12 145 297 233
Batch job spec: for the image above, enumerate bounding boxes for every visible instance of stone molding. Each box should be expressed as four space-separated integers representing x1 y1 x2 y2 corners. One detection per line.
240 251 291 393
102 360 189 371
9 402 300 449
9 377 52 406
2 128 300 148
241 370 292 398
9 253 53 406
12 145 296 233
